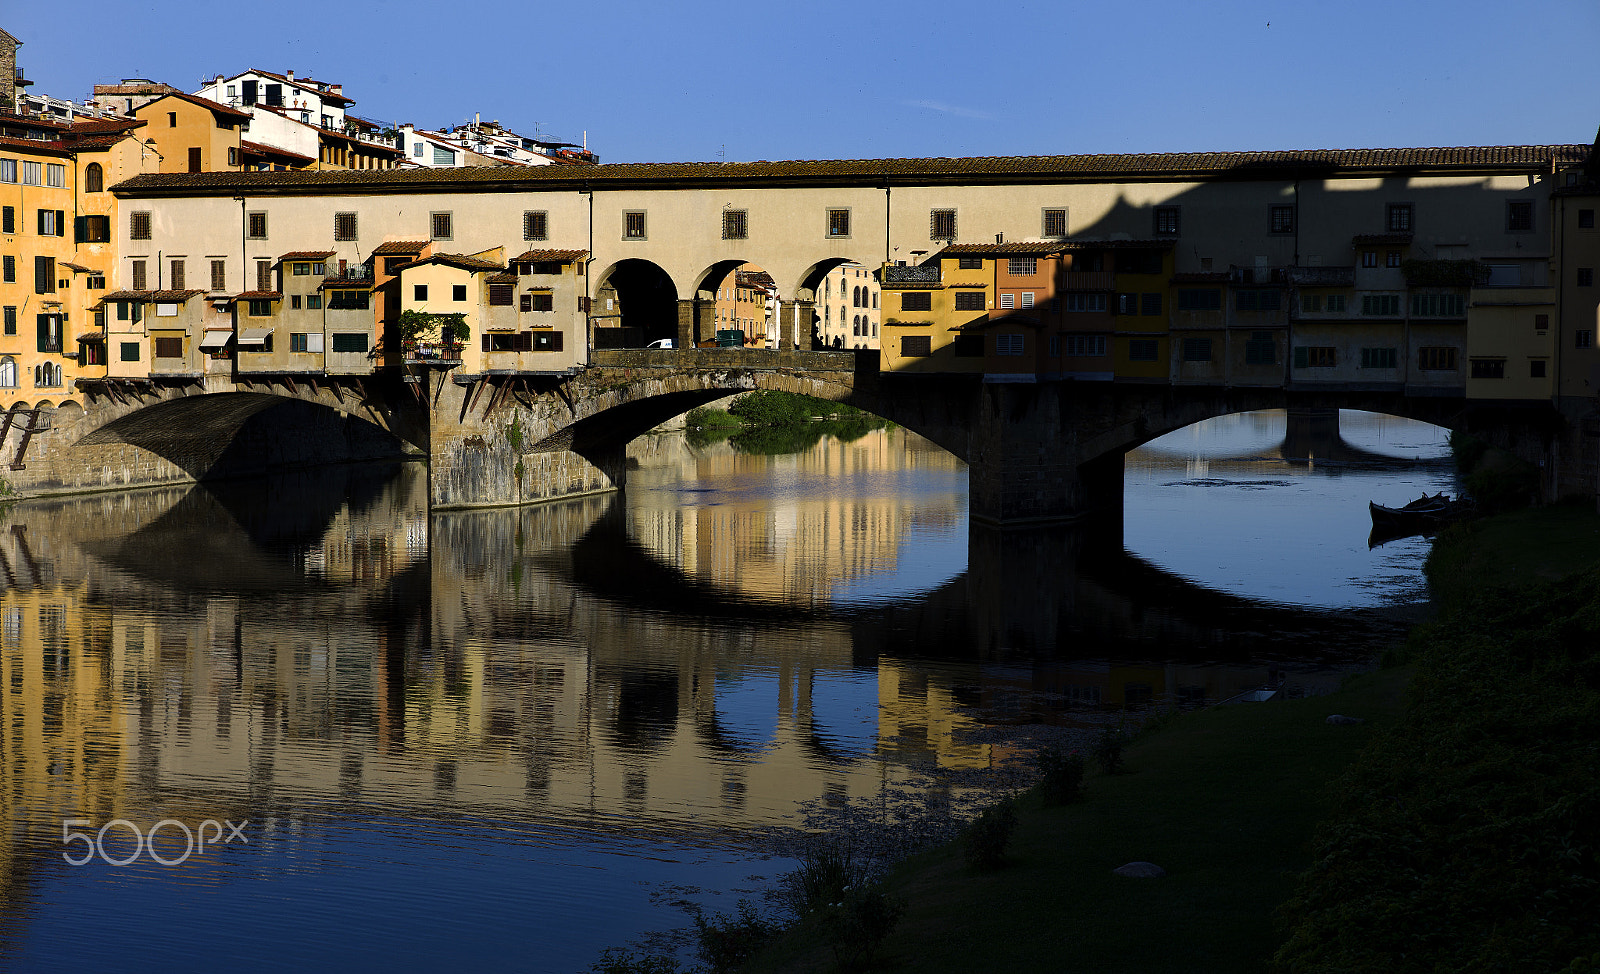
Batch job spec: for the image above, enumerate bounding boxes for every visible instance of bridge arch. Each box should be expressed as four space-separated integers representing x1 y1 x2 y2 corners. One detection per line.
592 258 680 347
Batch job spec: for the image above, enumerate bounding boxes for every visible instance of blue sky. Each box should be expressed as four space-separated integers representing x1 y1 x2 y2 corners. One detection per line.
9 0 1597 163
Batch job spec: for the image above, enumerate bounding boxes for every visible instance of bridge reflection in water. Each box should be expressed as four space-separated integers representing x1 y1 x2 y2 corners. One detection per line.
0 419 1429 969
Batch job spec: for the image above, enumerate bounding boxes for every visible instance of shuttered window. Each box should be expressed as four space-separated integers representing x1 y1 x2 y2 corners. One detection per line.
34 256 54 294
211 260 227 291
953 292 986 311
531 330 564 352
489 284 514 306
901 335 931 357
248 212 268 238
132 260 147 291
257 260 273 291
154 337 183 358
170 260 185 290
530 292 553 312
900 292 931 312
331 333 369 353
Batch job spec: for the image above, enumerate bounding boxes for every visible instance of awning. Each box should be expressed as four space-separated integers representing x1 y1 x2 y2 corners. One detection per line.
199 331 233 350
76 332 106 344
238 328 273 346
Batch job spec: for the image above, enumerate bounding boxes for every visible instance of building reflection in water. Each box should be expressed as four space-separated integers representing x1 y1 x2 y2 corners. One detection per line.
0 428 1392 938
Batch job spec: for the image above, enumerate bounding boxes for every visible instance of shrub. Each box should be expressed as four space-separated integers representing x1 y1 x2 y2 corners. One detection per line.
818 884 905 973
693 900 776 974
589 947 681 974
780 837 873 918
1035 746 1086 805
1093 726 1126 775
961 802 1017 871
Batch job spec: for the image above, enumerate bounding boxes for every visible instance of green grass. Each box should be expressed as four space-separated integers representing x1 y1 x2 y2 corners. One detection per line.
1425 501 1600 612
745 668 1412 974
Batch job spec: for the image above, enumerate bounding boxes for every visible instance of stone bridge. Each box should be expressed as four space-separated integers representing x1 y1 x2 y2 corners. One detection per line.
3 350 1568 523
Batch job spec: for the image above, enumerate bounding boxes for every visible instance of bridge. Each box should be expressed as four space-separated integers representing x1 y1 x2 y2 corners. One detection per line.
8 344 1560 523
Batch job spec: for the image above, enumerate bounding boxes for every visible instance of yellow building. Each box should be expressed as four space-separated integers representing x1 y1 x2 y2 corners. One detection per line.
131 92 251 173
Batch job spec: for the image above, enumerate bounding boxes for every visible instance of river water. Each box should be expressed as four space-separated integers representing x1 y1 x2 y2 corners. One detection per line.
0 409 1451 973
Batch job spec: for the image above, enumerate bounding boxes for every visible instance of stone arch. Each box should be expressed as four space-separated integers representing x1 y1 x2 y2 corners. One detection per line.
591 258 680 348
53 401 85 425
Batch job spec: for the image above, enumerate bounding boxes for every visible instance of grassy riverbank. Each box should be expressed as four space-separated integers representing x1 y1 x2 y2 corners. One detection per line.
733 503 1600 974
685 391 889 454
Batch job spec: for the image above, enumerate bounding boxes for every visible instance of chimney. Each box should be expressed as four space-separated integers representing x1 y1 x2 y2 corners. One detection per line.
995 233 1005 244
286 69 294 82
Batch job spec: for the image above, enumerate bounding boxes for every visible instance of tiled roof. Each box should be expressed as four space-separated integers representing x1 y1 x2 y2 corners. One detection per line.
1056 238 1175 250
62 117 145 135
141 91 252 122
110 144 1591 196
395 252 504 273
277 250 336 262
513 249 589 262
241 140 315 164
1352 232 1414 245
241 69 354 105
55 134 134 152
98 289 205 303
92 81 179 97
0 135 73 157
372 240 427 254
60 261 101 274
937 242 1067 256
233 290 283 300
485 272 520 285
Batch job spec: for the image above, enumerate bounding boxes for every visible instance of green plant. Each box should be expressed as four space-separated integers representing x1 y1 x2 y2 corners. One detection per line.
1094 726 1126 775
962 802 1017 871
588 947 681 974
397 308 469 344
781 838 873 918
693 900 777 974
505 414 524 452
1035 746 1086 805
818 885 905 973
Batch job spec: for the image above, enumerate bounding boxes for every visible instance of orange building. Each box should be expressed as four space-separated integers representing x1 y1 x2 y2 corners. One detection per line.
131 92 250 174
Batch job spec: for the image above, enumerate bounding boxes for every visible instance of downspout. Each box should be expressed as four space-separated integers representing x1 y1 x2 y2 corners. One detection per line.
237 195 247 378
585 180 594 364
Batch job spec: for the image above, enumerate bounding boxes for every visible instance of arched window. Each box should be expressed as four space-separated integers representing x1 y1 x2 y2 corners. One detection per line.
853 315 861 336
872 291 878 309
0 356 16 388
84 163 104 193
852 286 861 307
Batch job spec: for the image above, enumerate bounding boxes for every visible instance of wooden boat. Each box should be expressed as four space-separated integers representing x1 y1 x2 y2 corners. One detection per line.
1368 492 1473 536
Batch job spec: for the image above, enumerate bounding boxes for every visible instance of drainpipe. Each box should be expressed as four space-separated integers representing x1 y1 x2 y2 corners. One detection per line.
584 180 594 363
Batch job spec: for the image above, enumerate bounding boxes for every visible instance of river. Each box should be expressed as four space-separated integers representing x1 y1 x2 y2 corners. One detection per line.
0 409 1451 973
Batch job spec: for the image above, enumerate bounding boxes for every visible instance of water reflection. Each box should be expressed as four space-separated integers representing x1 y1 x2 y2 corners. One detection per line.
0 418 1442 972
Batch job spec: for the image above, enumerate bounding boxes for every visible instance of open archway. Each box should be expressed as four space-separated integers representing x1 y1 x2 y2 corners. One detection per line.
592 258 679 348
693 260 779 348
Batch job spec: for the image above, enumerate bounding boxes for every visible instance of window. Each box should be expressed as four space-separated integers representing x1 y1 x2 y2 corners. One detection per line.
1410 293 1466 317
1327 294 1347 313
168 112 178 127
290 333 309 353
1361 294 1401 316
430 211 452 240
530 292 554 312
901 335 931 357
1142 293 1162 316
721 209 747 240
930 209 956 240
1176 289 1221 311
1115 293 1138 315
1270 205 1295 234
1360 347 1398 369
120 341 140 362
248 212 267 238
331 333 369 353
1580 209 1596 230
21 161 40 185
1128 338 1159 361
451 284 467 302
952 334 985 356
1506 199 1534 233
1000 293 1015 310
256 260 272 291
0 159 13 182
1062 293 1108 312
228 147 239 167
1535 314 1550 330
1294 346 1337 368
290 295 302 309
1579 268 1595 287
489 284 514 306
1153 206 1180 236
1361 251 1377 268
623 211 647 239
1244 331 1276 365
307 294 322 310
411 284 428 302
958 256 984 270
75 215 110 242
827 208 850 237
1470 358 1506 379
1302 294 1323 313
530 330 565 352
334 212 358 241
1008 257 1037 276
34 257 54 295
247 299 272 316
1 256 11 282
1 206 11 233
1418 346 1458 371
1235 290 1282 312
954 291 986 311
1064 335 1107 357
84 163 103 193
170 259 185 290
1182 337 1212 362
37 209 63 236
995 334 1025 356
1386 203 1413 233
2 307 13 335
900 291 932 313
328 290 370 310
45 163 64 187
1386 251 1402 268
132 260 147 291
154 337 184 358
1042 208 1067 238
1530 359 1547 379
130 211 151 240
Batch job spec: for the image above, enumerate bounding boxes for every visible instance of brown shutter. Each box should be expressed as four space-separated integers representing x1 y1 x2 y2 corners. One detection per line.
481 334 490 352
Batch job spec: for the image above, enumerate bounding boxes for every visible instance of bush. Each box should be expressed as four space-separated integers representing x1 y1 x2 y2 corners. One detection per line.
961 802 1017 871
1093 726 1126 775
589 948 681 974
818 885 905 973
1035 746 1086 805
780 838 873 918
684 406 740 429
693 900 777 974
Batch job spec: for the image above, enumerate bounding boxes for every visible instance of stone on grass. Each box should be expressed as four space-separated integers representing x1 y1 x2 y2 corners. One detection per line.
1112 861 1166 878
1325 715 1365 725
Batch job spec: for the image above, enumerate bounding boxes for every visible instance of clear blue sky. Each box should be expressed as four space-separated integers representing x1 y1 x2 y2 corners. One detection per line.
9 1 1597 163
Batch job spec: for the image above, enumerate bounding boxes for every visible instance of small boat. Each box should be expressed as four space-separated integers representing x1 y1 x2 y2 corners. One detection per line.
1368 492 1473 538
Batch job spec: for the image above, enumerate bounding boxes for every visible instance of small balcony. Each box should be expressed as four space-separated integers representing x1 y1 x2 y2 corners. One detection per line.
403 341 463 366
882 264 941 287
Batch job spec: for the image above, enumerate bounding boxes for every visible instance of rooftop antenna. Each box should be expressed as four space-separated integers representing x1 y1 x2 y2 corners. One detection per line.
717 144 726 163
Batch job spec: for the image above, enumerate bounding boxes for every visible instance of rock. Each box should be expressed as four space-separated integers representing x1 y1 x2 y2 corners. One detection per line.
1112 861 1166 878
1326 715 1366 725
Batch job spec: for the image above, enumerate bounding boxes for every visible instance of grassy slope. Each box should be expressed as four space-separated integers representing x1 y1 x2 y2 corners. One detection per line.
748 668 1412 974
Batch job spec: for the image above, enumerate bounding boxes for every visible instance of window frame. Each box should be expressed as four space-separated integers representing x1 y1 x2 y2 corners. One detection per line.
826 208 851 239
130 210 152 241
1269 205 1295 234
333 211 358 241
523 210 548 241
623 210 647 240
1506 199 1535 234
1041 207 1067 238
721 209 748 240
929 208 956 241
1386 203 1414 233
430 211 453 241
1153 206 1180 236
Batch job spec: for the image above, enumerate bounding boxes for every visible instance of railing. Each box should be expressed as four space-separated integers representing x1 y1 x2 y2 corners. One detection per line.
403 341 463 363
883 265 941 286
324 265 374 283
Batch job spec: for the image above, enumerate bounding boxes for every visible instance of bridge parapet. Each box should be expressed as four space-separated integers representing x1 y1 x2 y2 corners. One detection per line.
592 348 866 372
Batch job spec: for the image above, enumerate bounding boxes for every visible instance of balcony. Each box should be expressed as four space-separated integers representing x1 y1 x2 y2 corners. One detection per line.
403 341 463 366
323 264 374 284
882 264 941 287
1062 271 1115 291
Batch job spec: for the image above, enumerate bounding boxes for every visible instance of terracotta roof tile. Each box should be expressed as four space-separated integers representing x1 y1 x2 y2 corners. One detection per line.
110 144 1591 196
139 91 252 122
98 289 206 303
372 240 428 254
241 140 315 164
276 250 336 262
233 290 283 300
485 272 520 284
513 249 589 262
394 252 503 273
